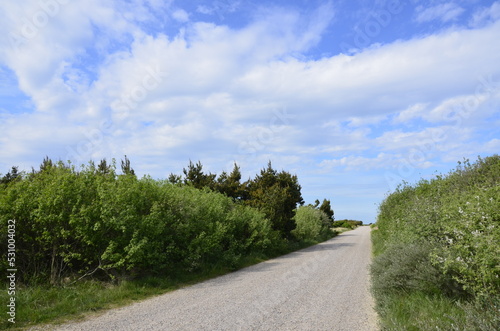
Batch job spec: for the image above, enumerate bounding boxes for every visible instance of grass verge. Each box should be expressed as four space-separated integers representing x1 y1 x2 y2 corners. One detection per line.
375 291 500 330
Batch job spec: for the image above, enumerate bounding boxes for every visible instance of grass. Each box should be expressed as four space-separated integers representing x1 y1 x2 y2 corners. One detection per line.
1 259 270 330
375 291 500 331
332 227 353 234
0 231 342 330
1 277 179 330
370 229 500 330
377 291 465 330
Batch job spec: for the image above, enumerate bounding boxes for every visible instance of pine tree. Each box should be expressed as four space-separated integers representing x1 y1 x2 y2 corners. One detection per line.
0 166 20 184
121 155 135 176
182 160 216 189
319 199 334 224
216 163 243 199
97 159 111 175
168 173 183 184
40 156 54 172
245 161 303 236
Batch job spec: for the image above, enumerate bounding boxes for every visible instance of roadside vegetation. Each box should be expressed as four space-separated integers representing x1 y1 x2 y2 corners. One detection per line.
371 155 500 330
0 157 337 329
332 219 363 229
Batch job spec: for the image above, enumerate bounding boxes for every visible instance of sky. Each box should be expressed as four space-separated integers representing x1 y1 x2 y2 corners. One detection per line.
1 0 499 223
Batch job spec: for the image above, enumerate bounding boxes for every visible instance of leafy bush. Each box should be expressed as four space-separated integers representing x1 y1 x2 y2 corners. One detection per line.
374 155 500 298
332 219 363 229
0 160 283 285
371 241 458 298
372 155 500 329
291 206 333 241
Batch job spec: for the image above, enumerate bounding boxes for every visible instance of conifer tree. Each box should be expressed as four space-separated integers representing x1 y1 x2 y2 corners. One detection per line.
121 155 135 176
245 161 303 236
0 166 20 184
216 163 243 199
183 160 216 189
319 199 334 225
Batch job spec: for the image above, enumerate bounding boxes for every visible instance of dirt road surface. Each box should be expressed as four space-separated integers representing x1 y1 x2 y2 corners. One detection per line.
51 226 378 330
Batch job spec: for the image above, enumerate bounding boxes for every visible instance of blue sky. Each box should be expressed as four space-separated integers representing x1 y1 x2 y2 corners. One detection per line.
1 0 499 222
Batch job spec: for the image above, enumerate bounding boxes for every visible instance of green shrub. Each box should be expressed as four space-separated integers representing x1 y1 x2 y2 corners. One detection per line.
375 156 500 298
291 205 332 241
371 241 464 298
332 219 362 229
372 155 500 329
0 160 283 285
432 185 500 298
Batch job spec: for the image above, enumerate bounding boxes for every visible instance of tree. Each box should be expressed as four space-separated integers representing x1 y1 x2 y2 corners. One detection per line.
183 160 216 189
97 159 112 175
167 173 183 185
121 155 135 176
245 161 303 236
40 156 54 172
216 163 243 200
319 199 334 224
0 166 20 185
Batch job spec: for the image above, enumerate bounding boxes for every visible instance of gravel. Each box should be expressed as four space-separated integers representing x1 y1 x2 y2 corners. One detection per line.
48 226 379 331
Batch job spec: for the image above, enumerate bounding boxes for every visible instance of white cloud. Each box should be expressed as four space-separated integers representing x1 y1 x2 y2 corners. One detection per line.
0 0 150 118
2 4 499 172
484 138 500 152
347 115 387 127
375 125 473 153
196 1 241 18
320 153 403 171
172 9 189 23
415 2 465 23
470 1 500 27
1 1 500 221
425 94 488 123
196 5 213 15
393 103 429 124
234 20 500 127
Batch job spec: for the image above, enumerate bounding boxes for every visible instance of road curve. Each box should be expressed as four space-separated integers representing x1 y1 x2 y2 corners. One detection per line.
52 226 378 331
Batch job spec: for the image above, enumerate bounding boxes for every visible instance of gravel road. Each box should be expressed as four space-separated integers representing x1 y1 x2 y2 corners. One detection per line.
50 226 378 331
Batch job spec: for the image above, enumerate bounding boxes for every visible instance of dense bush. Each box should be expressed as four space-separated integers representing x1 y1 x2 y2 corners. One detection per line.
371 242 457 297
332 219 363 229
371 155 500 329
291 205 333 241
0 160 282 285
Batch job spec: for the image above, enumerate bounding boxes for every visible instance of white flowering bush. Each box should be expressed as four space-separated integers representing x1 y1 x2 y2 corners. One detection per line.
374 155 500 300
435 178 500 298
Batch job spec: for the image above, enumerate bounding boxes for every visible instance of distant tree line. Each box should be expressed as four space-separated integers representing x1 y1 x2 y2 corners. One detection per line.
332 219 362 229
174 160 308 236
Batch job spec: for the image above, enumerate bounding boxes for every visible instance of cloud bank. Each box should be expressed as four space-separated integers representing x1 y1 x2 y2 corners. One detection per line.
1 0 499 221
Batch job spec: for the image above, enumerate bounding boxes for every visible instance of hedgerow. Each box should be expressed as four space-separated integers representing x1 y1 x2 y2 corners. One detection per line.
371 155 500 329
0 158 335 286
331 219 363 229
0 160 282 285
